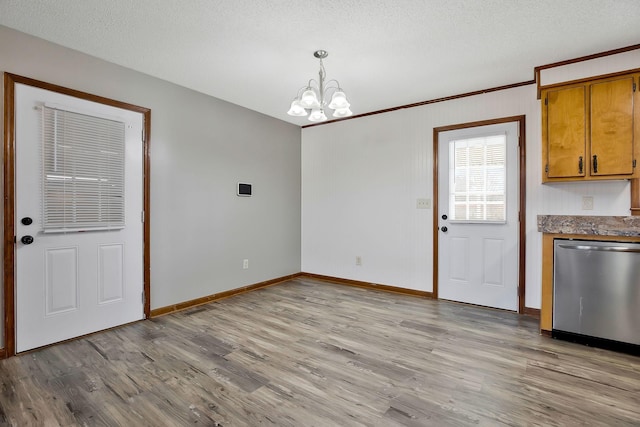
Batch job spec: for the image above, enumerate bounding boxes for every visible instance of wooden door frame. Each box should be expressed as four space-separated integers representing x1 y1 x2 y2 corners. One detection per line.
432 115 527 313
2 73 151 358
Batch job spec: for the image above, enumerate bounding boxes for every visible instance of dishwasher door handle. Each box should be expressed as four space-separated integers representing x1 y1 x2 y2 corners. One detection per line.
557 244 640 253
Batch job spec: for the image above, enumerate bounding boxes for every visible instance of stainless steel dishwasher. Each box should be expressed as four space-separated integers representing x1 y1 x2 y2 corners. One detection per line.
553 239 640 349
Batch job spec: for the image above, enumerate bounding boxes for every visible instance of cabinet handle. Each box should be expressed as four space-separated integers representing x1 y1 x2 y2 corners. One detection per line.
578 156 583 174
593 155 598 174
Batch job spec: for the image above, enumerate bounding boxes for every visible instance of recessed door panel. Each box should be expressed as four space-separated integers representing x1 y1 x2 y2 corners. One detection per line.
483 238 504 287
98 244 124 304
449 237 469 282
45 247 78 315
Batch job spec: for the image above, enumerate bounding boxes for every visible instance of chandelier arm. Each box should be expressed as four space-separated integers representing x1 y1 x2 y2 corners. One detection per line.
323 79 342 89
322 80 344 96
292 85 309 99
291 81 319 103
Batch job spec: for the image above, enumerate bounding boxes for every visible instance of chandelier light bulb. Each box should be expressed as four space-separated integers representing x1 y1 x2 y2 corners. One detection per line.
332 107 353 118
287 100 308 117
308 109 327 122
299 89 320 109
328 91 349 109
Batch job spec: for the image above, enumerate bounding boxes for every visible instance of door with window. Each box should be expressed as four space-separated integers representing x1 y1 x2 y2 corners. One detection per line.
437 121 519 311
14 83 144 352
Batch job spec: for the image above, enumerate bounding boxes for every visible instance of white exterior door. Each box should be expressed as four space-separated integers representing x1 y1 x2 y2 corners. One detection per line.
437 122 519 311
15 83 144 352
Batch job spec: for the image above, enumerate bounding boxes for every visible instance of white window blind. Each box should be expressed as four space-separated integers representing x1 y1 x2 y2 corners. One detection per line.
42 105 126 232
449 133 506 222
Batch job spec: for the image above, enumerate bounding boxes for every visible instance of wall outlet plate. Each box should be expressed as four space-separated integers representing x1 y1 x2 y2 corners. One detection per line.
582 196 594 210
416 198 431 209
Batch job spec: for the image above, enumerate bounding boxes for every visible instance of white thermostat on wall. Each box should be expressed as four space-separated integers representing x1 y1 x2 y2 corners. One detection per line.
237 182 252 197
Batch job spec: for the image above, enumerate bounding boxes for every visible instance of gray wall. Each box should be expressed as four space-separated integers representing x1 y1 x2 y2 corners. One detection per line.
0 25 302 346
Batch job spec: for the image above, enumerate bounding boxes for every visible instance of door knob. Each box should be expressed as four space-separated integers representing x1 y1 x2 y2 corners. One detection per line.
441 226 448 232
21 217 33 225
441 214 448 220
21 235 34 245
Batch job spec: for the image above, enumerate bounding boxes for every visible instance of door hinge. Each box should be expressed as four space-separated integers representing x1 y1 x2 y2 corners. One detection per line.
544 97 548 106
634 82 637 92
545 164 549 173
634 159 637 168
141 210 145 223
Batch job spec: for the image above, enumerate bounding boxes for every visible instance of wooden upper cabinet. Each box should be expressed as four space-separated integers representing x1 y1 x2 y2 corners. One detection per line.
590 76 634 176
541 71 639 182
544 85 586 179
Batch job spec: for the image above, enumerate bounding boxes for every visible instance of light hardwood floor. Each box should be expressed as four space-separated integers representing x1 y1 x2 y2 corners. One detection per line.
1 277 639 426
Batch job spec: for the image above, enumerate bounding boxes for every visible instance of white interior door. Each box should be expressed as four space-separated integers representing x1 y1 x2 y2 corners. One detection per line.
15 83 144 352
437 122 519 311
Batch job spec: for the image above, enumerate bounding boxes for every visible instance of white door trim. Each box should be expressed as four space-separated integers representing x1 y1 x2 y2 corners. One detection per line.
433 115 526 313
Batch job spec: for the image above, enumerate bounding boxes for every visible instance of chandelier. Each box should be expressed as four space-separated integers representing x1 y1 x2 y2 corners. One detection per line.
287 50 352 122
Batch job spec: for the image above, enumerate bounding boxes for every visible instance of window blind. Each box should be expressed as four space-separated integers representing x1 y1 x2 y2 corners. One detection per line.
450 134 506 222
42 105 126 232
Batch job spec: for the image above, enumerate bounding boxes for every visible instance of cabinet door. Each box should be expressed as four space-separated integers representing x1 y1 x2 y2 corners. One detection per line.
590 76 635 177
544 86 586 179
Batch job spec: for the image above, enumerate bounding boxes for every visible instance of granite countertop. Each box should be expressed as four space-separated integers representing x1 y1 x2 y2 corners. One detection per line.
537 215 640 236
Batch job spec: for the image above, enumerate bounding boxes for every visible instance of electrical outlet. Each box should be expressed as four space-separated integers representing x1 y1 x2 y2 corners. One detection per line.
416 198 431 209
355 256 362 266
582 196 594 210
243 259 249 269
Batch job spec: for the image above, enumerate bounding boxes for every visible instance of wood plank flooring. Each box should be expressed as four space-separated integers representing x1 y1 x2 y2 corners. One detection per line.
1 277 639 426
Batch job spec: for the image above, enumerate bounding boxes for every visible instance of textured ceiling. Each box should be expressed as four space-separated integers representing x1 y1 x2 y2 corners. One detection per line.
1 0 639 126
